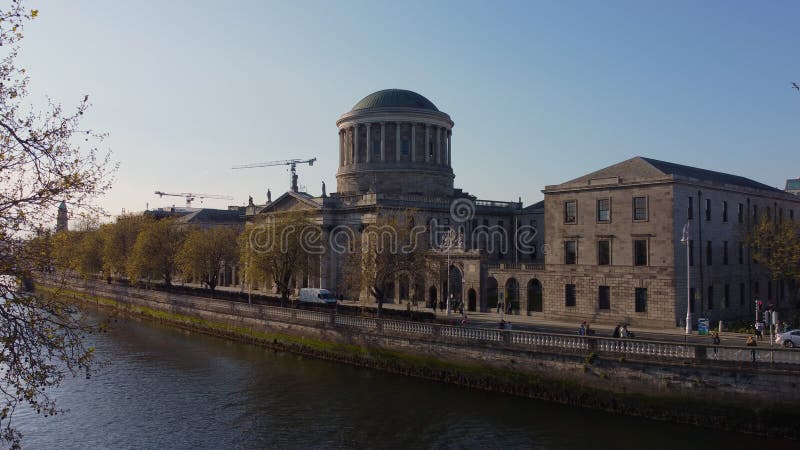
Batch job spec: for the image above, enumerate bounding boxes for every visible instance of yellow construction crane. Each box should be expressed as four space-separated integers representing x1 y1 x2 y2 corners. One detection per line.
231 158 316 191
153 191 233 208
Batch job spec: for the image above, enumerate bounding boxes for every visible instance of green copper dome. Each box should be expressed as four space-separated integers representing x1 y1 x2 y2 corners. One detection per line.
351 89 439 111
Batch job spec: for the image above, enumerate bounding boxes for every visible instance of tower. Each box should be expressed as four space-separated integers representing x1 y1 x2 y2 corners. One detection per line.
56 200 68 232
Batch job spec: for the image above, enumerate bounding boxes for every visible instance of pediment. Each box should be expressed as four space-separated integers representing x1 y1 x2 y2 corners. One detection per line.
260 191 321 213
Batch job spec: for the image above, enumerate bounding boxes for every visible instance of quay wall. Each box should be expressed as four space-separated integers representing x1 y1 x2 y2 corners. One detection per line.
45 279 800 439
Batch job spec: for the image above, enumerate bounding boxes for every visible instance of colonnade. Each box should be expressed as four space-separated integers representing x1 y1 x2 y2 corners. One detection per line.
339 122 452 167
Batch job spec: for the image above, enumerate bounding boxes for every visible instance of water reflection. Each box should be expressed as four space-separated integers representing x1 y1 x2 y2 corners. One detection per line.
14 315 795 449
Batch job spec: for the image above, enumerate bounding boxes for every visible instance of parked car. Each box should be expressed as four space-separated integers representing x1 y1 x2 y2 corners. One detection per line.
775 330 800 348
298 288 337 305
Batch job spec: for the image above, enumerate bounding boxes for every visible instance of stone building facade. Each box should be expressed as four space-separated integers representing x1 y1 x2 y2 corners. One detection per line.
242 89 798 329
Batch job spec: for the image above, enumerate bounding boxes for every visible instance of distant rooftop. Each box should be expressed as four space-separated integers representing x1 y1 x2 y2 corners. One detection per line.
640 157 784 194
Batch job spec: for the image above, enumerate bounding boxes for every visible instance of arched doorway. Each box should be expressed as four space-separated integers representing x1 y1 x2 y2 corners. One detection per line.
468 288 477 312
505 278 519 315
448 265 463 311
398 274 409 303
527 279 543 314
429 285 438 309
486 277 498 312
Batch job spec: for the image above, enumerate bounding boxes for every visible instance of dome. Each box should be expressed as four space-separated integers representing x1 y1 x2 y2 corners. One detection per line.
351 89 439 112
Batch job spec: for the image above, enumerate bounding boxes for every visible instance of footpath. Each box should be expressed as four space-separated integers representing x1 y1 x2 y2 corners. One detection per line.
205 282 764 347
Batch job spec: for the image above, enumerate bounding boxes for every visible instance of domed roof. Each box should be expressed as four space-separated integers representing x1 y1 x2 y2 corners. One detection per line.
351 89 439 112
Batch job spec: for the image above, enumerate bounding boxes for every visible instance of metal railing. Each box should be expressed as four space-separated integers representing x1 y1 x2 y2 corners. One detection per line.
61 279 800 368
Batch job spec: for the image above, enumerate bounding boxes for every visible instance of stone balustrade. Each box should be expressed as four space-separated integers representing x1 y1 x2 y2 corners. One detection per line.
63 279 800 368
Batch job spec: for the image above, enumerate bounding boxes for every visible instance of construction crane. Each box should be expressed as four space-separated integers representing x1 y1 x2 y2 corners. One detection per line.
153 191 233 208
231 158 316 191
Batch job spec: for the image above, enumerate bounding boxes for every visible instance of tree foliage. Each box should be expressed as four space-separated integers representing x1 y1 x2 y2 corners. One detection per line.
177 226 239 294
744 214 800 307
102 215 151 279
342 211 428 314
127 219 184 286
241 212 319 306
0 2 114 446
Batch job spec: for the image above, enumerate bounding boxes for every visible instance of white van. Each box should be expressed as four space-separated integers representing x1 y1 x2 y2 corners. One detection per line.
298 288 337 305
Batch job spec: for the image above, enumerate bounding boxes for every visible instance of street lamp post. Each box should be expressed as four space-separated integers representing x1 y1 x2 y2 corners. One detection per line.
681 221 691 334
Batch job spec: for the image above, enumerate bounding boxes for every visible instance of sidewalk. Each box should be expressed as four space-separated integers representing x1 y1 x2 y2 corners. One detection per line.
193 282 756 346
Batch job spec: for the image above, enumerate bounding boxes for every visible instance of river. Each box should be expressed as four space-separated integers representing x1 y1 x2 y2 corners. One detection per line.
12 313 794 449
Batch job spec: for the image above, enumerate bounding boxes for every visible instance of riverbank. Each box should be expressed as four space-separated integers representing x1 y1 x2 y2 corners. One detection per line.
41 280 800 440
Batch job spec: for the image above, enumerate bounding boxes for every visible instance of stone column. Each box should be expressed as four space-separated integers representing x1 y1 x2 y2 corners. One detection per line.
395 122 401 161
339 130 344 166
353 125 359 163
425 125 431 162
319 230 330 289
447 130 452 166
436 127 442 164
380 122 386 161
411 124 416 162
366 123 372 163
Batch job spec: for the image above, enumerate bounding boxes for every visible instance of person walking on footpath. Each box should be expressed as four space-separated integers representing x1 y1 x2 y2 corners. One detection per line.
755 321 764 341
620 324 629 339
578 321 586 336
613 324 621 338
711 331 721 355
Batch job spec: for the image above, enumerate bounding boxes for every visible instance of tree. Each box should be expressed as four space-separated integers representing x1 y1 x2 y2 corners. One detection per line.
342 211 428 316
0 2 114 446
101 215 151 280
127 219 183 287
744 215 800 310
177 226 239 295
241 212 319 307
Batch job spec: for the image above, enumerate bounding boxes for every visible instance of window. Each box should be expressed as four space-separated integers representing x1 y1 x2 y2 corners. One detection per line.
738 242 744 264
633 196 648 221
633 240 648 266
723 241 728 265
724 284 730 309
565 284 576 307
565 240 577 265
635 288 647 313
706 240 712 266
753 205 758 222
564 200 577 224
598 240 611 265
428 142 434 159
739 283 745 306
598 286 610 310
738 203 744 223
705 198 711 221
768 280 773 301
766 207 772 222
779 208 783 222
597 199 610 222
690 288 696 313
688 196 693 219
689 240 695 266
791 210 795 220
722 201 728 222
707 286 714 310
372 140 381 156
754 281 760 295
401 139 410 156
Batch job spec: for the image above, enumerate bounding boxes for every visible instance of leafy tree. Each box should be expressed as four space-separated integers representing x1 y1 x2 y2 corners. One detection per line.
127 219 183 286
177 226 239 295
745 215 800 309
101 215 151 279
0 2 114 446
342 211 428 316
241 211 319 307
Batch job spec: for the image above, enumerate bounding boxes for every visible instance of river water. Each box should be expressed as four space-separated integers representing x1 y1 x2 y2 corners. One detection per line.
13 314 794 449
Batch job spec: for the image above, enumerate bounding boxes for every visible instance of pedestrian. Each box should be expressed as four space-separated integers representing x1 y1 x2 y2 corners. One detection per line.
432 300 437 312
613 324 621 338
620 324 629 339
578 321 586 336
499 319 506 329
711 331 721 355
755 321 764 341
746 335 757 362
585 322 592 336
460 315 468 326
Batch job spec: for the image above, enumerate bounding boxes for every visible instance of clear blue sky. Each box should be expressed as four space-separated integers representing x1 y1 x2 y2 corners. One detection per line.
16 0 800 215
